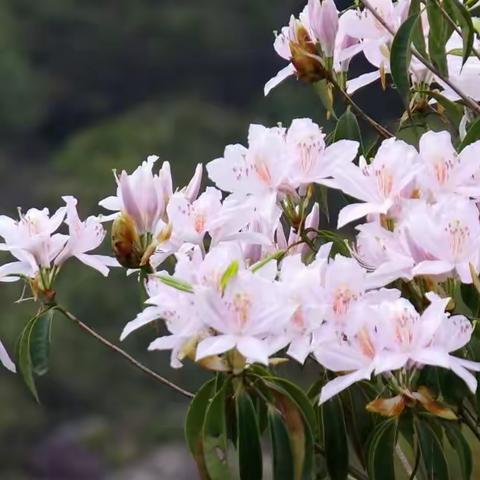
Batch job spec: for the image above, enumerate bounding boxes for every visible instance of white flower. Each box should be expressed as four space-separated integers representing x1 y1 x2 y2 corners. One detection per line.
285 118 359 188
0 206 67 276
54 196 118 276
400 196 480 283
195 269 296 365
417 131 480 199
99 156 176 234
207 124 288 200
332 138 420 227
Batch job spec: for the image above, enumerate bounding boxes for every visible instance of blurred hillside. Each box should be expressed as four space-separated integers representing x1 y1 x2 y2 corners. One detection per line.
0 1 401 478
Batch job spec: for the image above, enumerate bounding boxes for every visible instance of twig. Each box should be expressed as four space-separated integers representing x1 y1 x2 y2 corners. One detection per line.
328 73 394 138
429 0 480 63
55 305 194 399
360 0 480 114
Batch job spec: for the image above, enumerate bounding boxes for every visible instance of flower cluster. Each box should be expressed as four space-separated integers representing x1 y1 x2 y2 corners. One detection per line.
266 0 480 99
0 196 118 371
2 0 480 412
105 121 480 404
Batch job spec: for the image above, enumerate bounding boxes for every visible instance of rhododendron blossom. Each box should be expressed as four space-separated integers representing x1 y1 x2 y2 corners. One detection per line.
5 1 480 475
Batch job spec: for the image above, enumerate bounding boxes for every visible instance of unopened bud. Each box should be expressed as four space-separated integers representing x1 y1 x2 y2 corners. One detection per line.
111 213 144 268
290 26 327 83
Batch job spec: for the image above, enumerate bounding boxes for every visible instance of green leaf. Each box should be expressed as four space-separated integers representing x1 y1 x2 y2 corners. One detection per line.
445 0 475 66
156 274 194 293
321 396 349 480
16 308 54 401
445 424 472 480
458 116 480 150
30 309 54 376
266 378 316 479
220 260 239 292
251 250 286 273
269 408 295 480
185 378 215 479
427 91 463 128
333 107 363 151
427 0 449 76
236 391 262 480
203 380 232 479
391 14 419 106
409 0 427 56
367 419 398 480
415 417 449 480
345 383 378 468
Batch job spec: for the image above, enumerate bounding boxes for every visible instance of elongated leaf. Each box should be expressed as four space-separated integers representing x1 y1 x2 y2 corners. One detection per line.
321 396 348 480
185 378 215 479
367 419 398 480
391 14 419 105
156 274 194 293
345 383 378 468
427 90 464 127
445 424 472 480
269 408 295 480
203 380 231 479
409 0 427 56
415 418 449 480
236 391 262 480
220 261 239 292
269 378 317 434
458 116 480 150
427 0 449 76
16 308 54 401
333 107 363 151
445 0 475 66
31 309 54 376
267 379 315 480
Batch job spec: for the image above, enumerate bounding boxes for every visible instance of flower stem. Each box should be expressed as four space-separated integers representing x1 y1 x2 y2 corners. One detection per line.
55 305 194 399
360 0 480 115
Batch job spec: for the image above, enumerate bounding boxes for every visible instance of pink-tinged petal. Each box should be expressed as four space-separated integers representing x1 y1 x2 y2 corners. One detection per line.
319 367 373 404
337 202 387 229
0 340 16 372
195 335 237 361
184 164 203 202
374 352 409 374
75 254 110 276
449 357 478 393
119 171 144 230
346 71 381 94
148 335 181 351
264 63 296 96
236 336 270 365
412 260 454 277
411 348 451 369
287 336 312 364
0 261 33 281
120 306 160 341
455 262 473 283
99 195 122 211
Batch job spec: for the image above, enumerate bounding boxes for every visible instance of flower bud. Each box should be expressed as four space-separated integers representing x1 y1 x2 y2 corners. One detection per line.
290 24 327 83
308 0 339 58
111 213 144 269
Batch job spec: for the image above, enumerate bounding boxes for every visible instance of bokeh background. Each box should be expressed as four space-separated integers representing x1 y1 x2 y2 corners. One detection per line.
0 1 397 478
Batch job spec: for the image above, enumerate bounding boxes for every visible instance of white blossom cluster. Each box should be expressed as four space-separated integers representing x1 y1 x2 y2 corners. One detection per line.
2 0 480 405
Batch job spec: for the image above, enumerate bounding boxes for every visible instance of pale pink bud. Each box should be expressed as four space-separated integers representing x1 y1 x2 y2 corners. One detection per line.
308 0 339 58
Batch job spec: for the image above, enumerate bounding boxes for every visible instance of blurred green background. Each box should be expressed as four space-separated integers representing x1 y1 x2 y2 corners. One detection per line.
0 1 399 478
